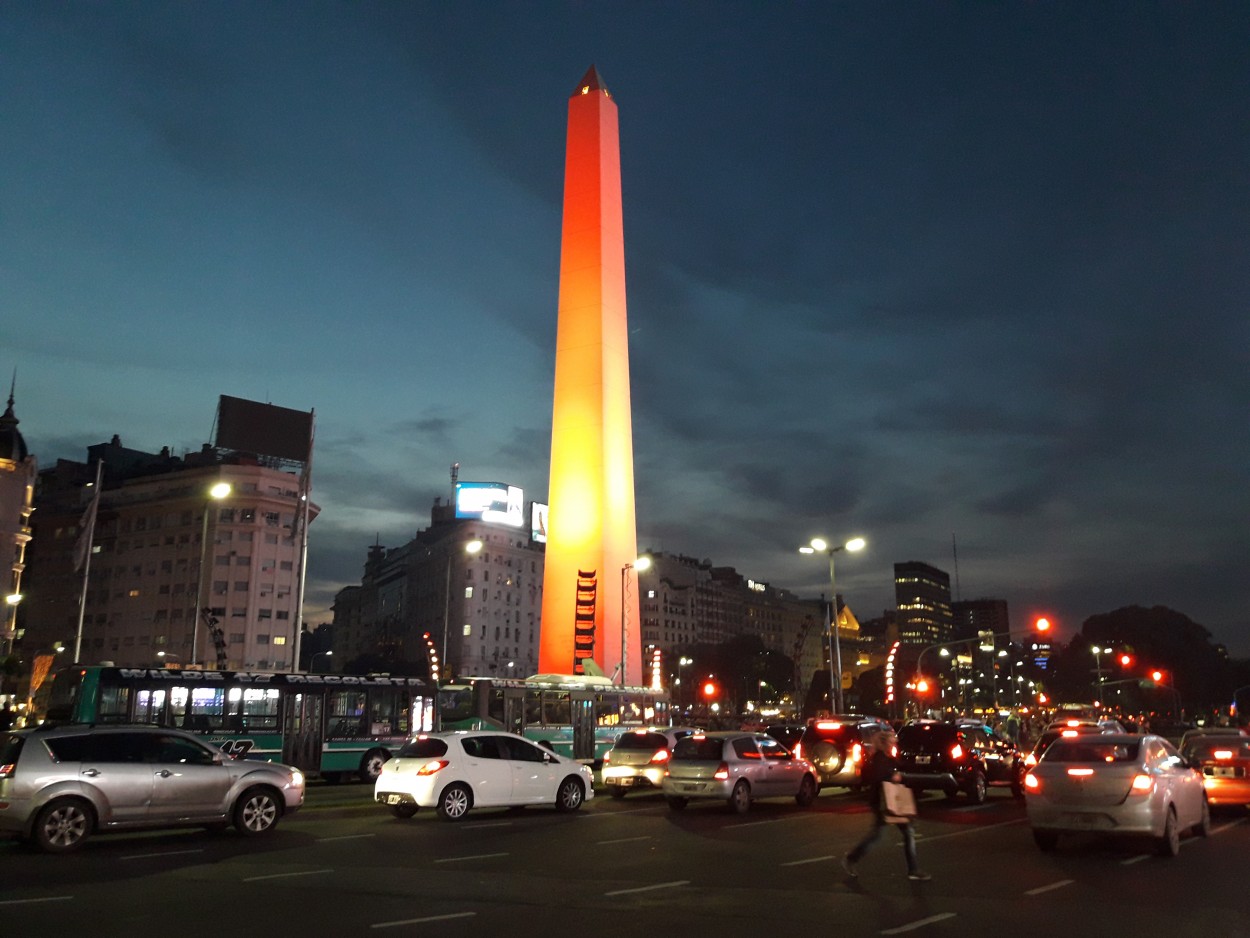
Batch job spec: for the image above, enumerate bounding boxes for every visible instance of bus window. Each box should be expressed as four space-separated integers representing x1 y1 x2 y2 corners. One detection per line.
524 690 542 726
240 687 279 730
594 693 619 727
98 685 132 723
543 691 570 726
368 688 404 735
134 689 167 725
437 687 473 725
184 686 225 731
327 690 366 737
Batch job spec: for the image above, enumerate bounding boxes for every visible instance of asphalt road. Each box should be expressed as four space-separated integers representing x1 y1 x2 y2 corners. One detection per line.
3 782 1248 937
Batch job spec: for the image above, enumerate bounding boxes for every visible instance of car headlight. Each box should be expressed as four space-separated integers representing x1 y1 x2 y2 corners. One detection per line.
290 769 305 788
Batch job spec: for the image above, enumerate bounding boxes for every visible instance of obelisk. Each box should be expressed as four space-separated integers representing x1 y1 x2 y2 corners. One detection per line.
539 66 642 683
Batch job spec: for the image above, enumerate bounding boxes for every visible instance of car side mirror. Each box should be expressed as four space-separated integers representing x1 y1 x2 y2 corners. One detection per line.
543 751 556 763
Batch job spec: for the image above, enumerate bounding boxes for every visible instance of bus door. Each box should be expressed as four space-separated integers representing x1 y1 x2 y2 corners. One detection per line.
503 687 525 735
282 692 324 774
571 696 595 762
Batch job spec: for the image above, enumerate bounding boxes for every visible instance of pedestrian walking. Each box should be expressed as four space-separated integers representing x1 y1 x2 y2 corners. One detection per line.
842 729 930 882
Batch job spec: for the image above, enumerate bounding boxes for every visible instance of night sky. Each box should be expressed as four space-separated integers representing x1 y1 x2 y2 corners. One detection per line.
4 4 1247 651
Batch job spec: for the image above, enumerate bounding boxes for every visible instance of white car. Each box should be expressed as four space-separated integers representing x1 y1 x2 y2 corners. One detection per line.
601 726 696 797
1024 732 1209 856
374 730 595 821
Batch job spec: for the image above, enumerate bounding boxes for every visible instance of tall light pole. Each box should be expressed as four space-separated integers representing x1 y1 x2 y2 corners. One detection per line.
799 536 865 713
311 650 333 673
678 656 693 709
191 481 231 667
1091 645 1107 706
620 556 651 687
439 537 482 683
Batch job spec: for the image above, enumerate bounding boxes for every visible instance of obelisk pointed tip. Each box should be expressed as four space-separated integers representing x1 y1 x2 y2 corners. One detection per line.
573 64 610 98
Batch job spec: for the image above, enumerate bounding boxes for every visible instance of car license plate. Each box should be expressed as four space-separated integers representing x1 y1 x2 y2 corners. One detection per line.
619 777 634 786
386 794 403 805
682 784 700 793
915 755 931 765
1211 766 1236 778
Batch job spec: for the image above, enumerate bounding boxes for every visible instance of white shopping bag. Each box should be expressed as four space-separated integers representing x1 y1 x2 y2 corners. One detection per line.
882 781 917 823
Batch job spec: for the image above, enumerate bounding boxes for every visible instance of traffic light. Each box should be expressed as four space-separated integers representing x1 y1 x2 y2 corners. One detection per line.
1034 617 1051 633
915 678 930 694
1151 670 1164 683
1119 653 1133 667
702 680 718 700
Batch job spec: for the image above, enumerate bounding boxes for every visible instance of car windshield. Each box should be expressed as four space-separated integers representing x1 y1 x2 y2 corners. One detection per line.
672 737 725 761
397 736 450 758
612 732 670 751
1044 740 1140 763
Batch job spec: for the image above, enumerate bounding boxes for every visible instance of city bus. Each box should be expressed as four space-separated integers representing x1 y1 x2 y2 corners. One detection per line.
39 665 436 782
437 673 671 763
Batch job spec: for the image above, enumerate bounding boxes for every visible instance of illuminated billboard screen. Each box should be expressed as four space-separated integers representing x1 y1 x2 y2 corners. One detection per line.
531 502 548 543
455 482 524 527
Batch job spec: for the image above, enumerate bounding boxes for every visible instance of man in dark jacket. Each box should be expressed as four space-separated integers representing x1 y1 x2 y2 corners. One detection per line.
842 729 930 881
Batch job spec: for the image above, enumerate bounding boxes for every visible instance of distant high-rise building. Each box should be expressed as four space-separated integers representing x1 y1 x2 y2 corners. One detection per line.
894 561 953 646
951 598 1010 643
0 384 36 675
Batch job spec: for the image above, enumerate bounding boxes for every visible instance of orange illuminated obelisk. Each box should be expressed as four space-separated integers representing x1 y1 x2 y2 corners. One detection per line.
539 65 642 683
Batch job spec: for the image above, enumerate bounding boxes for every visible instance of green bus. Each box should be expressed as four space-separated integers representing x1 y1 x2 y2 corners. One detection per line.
437 673 671 763
40 665 436 782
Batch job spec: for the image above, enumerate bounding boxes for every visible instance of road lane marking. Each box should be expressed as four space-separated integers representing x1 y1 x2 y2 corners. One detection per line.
0 896 73 907
596 836 652 845
781 855 835 867
464 821 513 829
242 869 334 882
1121 854 1150 865
881 913 957 934
605 880 690 896
317 834 377 842
434 852 509 863
1213 817 1247 835
1024 879 1073 896
912 817 1028 842
120 849 205 860
372 912 477 928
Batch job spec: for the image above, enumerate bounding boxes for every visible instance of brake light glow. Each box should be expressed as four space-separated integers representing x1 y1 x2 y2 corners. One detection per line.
1061 730 1079 737
603 751 611 764
714 762 730 781
1214 750 1234 760
949 744 964 760
1024 773 1040 790
815 721 842 730
1066 768 1094 776
1130 773 1154 793
852 743 863 764
416 759 450 776
650 749 671 764
1024 752 1038 767
0 763 14 779
793 743 802 759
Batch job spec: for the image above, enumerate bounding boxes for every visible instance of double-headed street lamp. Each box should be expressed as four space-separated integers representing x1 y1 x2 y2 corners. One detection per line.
191 481 232 667
799 536 865 714
620 556 651 687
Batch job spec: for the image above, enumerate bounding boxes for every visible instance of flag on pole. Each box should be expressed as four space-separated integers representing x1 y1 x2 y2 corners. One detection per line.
73 465 102 572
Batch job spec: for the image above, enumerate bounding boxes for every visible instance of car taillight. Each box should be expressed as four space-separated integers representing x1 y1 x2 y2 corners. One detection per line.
815 721 842 730
949 744 964 760
1024 773 1040 791
416 759 450 776
851 743 862 764
650 749 671 764
1024 752 1038 767
793 743 802 759
714 762 730 781
1130 773 1154 794
1214 750 1234 760
603 751 611 764
0 763 14 779
1066 768 1094 776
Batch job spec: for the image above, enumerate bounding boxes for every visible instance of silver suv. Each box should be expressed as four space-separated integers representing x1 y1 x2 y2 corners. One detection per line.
0 724 305 853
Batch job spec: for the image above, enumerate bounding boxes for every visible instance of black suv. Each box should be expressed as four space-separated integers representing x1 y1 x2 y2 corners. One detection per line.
795 715 892 789
895 720 1025 804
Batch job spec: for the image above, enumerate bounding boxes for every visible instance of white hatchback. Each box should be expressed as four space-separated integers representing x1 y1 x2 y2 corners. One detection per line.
375 730 595 821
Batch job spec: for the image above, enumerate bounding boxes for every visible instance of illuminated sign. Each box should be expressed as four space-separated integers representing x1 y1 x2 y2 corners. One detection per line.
455 482 524 527
531 501 549 543
746 579 767 592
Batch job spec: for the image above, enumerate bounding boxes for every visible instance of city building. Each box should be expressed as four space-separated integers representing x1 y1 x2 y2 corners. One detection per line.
894 560 954 646
22 437 316 670
0 385 36 687
332 496 545 680
951 598 1011 643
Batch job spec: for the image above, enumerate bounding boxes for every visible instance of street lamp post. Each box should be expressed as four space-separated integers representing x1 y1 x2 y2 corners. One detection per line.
678 656 693 709
1091 645 1107 706
619 556 651 687
799 536 865 714
440 538 483 684
311 650 333 673
156 650 180 669
191 481 232 667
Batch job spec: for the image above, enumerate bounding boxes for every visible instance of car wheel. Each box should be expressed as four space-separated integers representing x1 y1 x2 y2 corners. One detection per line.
437 782 473 821
666 796 688 811
1196 796 1211 837
1032 829 1059 852
728 779 751 815
359 749 389 783
31 798 94 854
234 786 282 836
795 775 817 807
1156 807 1180 857
388 803 418 819
555 776 585 813
967 771 987 804
609 787 628 799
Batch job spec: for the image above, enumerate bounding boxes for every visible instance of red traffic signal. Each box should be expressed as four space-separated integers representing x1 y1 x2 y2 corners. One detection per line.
702 681 718 699
915 678 931 694
1150 670 1164 683
1034 617 1051 633
1119 654 1133 667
